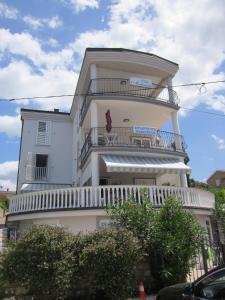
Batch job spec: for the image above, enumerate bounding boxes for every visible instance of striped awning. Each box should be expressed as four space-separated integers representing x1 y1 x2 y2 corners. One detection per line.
102 155 191 174
21 183 72 193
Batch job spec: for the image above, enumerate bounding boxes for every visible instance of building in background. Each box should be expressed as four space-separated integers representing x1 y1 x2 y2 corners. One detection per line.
207 170 225 188
7 48 215 237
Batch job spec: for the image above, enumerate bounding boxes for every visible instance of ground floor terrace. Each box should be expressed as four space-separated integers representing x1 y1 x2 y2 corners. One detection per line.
7 185 215 237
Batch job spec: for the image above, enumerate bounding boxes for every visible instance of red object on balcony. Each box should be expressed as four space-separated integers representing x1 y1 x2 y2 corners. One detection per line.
105 109 112 133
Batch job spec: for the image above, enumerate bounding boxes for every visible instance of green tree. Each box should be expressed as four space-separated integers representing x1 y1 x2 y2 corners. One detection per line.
210 188 225 234
108 191 204 289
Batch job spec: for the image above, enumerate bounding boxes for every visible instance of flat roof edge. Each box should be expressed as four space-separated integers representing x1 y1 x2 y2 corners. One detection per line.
85 48 179 66
21 108 70 115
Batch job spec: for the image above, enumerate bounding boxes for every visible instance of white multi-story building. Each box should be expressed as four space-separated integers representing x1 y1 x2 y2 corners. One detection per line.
7 48 215 236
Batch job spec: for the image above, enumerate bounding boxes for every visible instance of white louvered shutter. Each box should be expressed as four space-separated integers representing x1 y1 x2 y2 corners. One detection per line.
26 152 36 180
36 121 51 145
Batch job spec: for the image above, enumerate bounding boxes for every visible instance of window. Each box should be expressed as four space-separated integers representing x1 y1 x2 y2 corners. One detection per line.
135 178 156 185
195 269 225 299
37 121 51 145
26 152 48 181
38 121 46 133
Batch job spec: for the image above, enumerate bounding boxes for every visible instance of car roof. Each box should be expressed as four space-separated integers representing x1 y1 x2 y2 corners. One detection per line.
194 264 225 285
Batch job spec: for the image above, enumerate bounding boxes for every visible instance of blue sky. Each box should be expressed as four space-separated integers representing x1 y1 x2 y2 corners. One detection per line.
0 0 225 190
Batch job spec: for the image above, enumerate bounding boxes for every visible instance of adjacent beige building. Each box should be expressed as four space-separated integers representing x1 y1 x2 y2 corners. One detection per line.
207 170 225 188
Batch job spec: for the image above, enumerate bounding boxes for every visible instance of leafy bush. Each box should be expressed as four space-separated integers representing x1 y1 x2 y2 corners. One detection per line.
0 225 141 300
108 191 204 289
1 225 75 300
154 197 204 286
73 228 141 300
0 195 9 211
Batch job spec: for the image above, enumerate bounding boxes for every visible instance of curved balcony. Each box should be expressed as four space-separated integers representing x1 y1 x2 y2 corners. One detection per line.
80 78 179 123
8 185 214 216
80 127 186 164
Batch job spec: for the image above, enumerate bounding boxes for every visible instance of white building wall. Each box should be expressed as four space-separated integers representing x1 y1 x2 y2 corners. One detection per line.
16 212 213 237
156 174 181 186
17 116 73 192
97 67 161 84
18 216 99 235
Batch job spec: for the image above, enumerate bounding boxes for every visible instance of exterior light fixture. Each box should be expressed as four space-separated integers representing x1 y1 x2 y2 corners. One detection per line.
120 80 127 85
123 118 130 122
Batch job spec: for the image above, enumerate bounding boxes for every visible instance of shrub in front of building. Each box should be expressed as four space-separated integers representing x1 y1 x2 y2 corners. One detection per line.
0 225 141 300
108 191 204 290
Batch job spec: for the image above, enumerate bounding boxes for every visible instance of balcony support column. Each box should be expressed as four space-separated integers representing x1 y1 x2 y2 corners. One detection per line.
90 64 97 93
171 111 182 151
167 76 174 104
91 152 99 186
90 102 98 145
180 173 188 187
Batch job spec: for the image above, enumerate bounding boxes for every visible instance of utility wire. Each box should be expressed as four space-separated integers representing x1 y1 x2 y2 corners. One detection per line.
181 107 225 117
0 79 225 117
171 79 225 88
0 79 225 102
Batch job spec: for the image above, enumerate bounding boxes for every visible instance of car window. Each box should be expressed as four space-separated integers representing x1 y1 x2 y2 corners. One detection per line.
195 269 225 299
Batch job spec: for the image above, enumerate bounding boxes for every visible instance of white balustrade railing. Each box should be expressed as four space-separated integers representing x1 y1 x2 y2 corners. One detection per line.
26 166 48 181
8 186 214 215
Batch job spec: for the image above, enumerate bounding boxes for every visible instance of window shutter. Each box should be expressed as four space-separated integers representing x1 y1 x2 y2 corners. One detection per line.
36 121 51 145
27 152 36 166
26 152 36 180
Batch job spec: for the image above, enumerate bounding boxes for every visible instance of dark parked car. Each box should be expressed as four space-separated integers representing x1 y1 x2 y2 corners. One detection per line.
157 265 225 300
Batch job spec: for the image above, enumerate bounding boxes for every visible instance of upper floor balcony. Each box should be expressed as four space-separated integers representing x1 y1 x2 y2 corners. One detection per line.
80 127 186 165
80 78 179 124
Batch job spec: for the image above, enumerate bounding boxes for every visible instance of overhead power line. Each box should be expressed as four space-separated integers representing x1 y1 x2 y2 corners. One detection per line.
181 107 225 117
171 79 225 88
0 79 224 102
0 79 225 117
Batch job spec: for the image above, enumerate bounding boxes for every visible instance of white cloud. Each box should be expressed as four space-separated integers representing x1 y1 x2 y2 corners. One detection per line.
0 114 21 137
62 0 99 13
23 15 62 30
211 134 225 150
0 60 77 111
47 16 62 29
0 1 18 19
23 15 43 29
70 0 225 113
0 161 18 177
0 161 18 191
0 28 73 68
48 38 60 48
